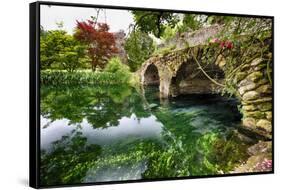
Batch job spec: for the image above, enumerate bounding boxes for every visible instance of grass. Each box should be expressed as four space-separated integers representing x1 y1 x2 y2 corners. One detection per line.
41 70 132 86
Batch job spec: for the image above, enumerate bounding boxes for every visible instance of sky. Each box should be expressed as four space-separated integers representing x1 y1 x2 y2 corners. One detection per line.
40 5 135 34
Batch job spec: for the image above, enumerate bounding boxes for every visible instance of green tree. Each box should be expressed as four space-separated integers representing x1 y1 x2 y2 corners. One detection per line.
124 31 155 71
132 11 179 38
161 26 177 41
40 30 64 69
40 30 89 71
176 14 203 33
57 36 90 72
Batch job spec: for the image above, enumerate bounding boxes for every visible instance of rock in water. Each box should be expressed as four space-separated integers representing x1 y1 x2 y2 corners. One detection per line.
149 103 158 109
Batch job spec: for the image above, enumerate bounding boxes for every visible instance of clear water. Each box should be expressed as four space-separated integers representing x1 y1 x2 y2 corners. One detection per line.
40 85 253 186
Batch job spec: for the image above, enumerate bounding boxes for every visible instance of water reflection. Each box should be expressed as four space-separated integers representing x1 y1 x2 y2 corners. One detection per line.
40 85 252 186
41 114 163 150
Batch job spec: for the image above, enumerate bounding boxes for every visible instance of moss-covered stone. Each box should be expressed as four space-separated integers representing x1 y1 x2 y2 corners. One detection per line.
216 55 226 68
256 78 269 86
238 78 251 87
232 153 272 173
243 111 265 119
235 72 248 83
248 141 272 156
242 91 260 101
256 119 272 132
256 84 272 94
242 97 272 105
257 102 272 112
254 63 267 71
243 104 257 111
238 82 256 95
265 111 272 120
242 117 256 127
250 58 263 66
246 71 263 82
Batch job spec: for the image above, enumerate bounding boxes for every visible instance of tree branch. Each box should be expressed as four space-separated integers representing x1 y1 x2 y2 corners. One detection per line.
193 55 226 88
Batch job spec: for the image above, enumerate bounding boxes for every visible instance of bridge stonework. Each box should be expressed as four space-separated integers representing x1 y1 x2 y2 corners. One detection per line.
139 46 272 139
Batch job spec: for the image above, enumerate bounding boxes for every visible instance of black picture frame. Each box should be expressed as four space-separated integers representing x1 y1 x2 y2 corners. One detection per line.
30 1 274 188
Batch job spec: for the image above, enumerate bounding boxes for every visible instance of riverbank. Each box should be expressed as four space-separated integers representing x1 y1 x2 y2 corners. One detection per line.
40 70 139 86
232 141 272 173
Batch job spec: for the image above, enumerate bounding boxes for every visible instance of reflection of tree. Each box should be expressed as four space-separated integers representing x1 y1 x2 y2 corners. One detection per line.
41 85 151 129
40 130 102 185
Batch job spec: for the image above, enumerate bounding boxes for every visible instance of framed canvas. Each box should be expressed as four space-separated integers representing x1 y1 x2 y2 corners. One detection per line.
30 1 274 188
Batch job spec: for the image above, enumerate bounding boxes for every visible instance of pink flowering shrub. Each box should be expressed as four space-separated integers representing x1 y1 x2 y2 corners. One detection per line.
209 38 234 49
254 159 272 172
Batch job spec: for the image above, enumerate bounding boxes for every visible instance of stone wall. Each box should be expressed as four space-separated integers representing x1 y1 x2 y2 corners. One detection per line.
234 58 272 139
158 25 222 49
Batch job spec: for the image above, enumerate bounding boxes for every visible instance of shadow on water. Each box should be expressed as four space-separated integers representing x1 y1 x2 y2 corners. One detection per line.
40 84 254 186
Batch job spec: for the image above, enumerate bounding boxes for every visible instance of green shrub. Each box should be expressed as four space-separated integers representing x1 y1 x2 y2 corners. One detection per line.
104 57 132 83
41 70 130 86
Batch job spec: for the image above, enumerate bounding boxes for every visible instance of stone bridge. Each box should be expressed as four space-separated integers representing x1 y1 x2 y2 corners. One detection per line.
138 45 272 139
140 47 225 97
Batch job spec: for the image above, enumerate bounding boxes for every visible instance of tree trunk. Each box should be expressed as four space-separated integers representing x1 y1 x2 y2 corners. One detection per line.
91 63 96 72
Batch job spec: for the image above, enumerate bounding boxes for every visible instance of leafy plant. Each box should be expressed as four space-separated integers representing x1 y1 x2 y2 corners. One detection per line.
40 30 89 72
125 31 155 71
104 57 132 83
40 30 89 71
131 11 179 38
41 70 130 86
176 14 203 33
161 26 177 41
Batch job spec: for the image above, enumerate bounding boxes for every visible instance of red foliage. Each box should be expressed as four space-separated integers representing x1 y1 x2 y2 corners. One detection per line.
224 40 234 49
210 38 234 49
219 41 225 48
74 20 118 70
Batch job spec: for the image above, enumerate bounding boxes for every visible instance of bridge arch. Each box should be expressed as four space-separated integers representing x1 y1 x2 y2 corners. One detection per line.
142 63 160 86
170 57 225 97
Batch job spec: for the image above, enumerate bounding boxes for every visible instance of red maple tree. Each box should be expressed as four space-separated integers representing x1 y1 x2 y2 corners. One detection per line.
74 20 118 71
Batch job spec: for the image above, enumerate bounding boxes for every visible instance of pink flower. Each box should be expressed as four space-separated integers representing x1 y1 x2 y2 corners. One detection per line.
255 159 272 171
209 38 220 44
225 41 234 49
219 41 225 48
214 38 220 43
